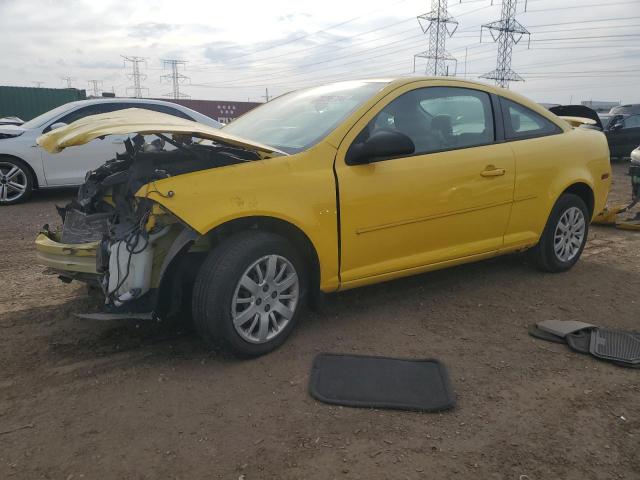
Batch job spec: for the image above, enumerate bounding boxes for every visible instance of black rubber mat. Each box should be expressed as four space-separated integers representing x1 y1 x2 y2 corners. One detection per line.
566 330 591 354
309 353 455 412
590 330 640 365
568 330 640 369
528 324 565 344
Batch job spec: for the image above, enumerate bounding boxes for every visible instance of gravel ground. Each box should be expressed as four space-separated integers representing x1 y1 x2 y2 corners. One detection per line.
1 162 639 479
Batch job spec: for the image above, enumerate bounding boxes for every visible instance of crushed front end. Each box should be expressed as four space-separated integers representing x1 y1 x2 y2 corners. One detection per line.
35 133 261 319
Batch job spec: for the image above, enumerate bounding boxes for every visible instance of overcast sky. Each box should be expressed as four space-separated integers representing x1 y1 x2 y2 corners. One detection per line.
1 0 638 104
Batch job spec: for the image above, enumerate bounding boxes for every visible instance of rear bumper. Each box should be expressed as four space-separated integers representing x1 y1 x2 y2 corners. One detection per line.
35 232 99 275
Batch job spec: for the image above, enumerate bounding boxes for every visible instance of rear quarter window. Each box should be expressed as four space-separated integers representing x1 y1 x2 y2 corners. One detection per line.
501 97 562 140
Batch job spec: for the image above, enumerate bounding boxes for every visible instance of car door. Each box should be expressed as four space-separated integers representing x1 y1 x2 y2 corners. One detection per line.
606 115 626 157
40 103 131 186
334 84 515 284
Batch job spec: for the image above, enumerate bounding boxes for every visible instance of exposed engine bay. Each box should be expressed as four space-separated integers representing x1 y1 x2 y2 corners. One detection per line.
51 133 260 313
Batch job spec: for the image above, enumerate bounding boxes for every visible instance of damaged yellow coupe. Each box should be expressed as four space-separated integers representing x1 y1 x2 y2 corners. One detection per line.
35 78 611 356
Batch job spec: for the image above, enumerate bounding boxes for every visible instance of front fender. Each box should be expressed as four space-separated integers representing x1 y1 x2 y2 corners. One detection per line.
136 142 340 291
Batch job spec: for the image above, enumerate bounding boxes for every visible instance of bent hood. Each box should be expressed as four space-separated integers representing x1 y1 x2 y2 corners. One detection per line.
37 107 286 156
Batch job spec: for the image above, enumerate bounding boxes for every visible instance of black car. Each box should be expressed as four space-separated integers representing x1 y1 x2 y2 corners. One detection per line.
550 105 640 159
609 104 640 116
605 114 640 158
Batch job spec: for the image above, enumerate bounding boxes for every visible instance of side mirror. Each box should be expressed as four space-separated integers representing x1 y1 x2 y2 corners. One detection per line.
346 130 415 165
48 122 68 132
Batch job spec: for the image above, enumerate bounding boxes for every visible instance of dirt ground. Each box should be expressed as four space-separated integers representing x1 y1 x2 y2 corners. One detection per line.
1 162 639 480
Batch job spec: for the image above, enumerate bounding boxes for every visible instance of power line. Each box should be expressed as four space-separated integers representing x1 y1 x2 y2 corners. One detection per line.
161 59 190 99
526 0 640 13
414 1 459 76
122 55 148 98
197 0 413 66
190 10 640 89
187 11 638 78
527 15 640 29
197 31 430 87
189 18 418 71
481 0 530 88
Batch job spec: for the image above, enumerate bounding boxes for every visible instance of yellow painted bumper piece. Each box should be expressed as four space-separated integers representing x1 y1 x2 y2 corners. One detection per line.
35 233 99 274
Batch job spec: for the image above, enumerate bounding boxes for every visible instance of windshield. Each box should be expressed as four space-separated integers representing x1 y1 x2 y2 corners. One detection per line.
222 81 388 154
21 103 78 129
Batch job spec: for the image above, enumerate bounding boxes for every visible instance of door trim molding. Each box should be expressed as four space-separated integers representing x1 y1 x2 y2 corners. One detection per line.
356 199 513 235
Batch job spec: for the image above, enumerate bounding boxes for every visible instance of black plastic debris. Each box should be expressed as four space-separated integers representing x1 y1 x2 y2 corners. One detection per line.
529 320 640 369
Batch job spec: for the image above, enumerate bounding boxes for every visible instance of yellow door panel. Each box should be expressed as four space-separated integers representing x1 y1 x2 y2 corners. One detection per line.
336 144 515 281
334 82 515 282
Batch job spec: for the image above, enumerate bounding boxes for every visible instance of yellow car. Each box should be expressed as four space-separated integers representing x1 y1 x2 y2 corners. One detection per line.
35 77 611 356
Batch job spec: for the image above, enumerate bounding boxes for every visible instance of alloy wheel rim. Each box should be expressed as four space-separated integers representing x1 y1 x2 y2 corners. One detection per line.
231 254 299 344
0 162 28 203
553 206 586 262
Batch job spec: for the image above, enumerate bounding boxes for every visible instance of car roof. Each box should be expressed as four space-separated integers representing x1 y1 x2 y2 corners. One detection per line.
63 98 193 108
610 104 640 114
56 97 222 128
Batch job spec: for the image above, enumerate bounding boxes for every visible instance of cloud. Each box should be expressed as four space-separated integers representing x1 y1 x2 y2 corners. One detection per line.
128 22 177 39
0 0 637 103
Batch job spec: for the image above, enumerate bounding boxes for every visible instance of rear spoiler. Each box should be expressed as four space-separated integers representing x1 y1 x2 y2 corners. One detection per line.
559 116 598 128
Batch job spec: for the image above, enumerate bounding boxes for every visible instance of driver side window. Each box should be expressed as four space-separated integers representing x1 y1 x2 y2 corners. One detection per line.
357 87 495 157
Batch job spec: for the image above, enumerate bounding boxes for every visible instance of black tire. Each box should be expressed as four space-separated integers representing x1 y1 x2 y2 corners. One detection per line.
192 231 307 357
528 193 590 273
0 157 33 205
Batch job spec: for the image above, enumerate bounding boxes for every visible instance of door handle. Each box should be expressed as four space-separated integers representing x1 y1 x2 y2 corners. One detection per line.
480 166 506 177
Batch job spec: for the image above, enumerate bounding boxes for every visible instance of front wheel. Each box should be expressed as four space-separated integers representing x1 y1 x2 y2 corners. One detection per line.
528 193 589 273
192 231 306 357
0 158 33 205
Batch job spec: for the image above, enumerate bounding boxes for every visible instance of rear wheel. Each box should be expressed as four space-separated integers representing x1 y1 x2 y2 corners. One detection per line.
0 158 32 205
528 193 589 272
192 231 306 357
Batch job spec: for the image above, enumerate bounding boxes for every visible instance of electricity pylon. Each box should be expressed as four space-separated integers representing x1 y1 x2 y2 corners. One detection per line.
414 0 459 76
161 59 190 99
480 0 531 88
122 55 148 98
88 80 103 97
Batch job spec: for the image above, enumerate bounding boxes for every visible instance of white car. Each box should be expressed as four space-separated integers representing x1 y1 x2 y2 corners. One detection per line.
631 145 640 163
0 98 222 205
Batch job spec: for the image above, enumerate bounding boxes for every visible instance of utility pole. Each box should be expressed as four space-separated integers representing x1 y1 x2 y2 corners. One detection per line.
122 55 148 98
160 59 190 99
87 80 103 97
262 88 271 102
61 76 74 88
33 81 44 88
480 0 530 88
414 0 458 76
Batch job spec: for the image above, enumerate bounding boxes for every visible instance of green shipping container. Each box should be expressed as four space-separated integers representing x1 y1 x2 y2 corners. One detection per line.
0 86 87 121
